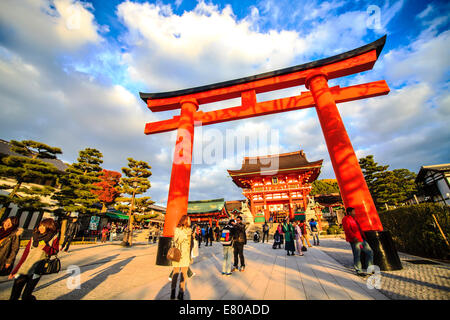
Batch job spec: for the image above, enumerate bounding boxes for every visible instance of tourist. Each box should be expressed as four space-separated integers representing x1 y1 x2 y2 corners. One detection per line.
299 221 312 248
206 224 214 246
231 216 246 272
342 207 374 276
0 217 22 276
170 215 193 300
214 225 220 242
60 217 81 252
282 218 295 256
194 224 201 248
262 222 270 243
9 218 59 300
101 226 109 243
293 221 304 256
110 222 117 242
276 223 284 247
220 219 235 275
273 229 282 249
201 226 206 245
309 218 320 246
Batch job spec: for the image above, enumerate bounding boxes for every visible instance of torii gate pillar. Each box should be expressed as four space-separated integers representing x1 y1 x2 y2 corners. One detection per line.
306 72 382 231
156 99 198 266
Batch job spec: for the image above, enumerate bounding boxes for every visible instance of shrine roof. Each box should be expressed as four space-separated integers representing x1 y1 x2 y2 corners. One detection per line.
140 35 386 102
187 198 226 214
227 150 323 177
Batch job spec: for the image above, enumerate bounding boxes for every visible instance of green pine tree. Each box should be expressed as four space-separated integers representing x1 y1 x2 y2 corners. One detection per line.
0 140 62 219
359 155 417 209
311 179 341 195
115 158 153 245
52 148 104 216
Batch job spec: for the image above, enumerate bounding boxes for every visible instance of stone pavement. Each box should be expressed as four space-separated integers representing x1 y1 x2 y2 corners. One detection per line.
317 238 450 300
0 238 448 300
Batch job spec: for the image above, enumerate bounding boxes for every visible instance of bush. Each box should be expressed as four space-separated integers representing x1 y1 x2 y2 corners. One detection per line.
379 203 450 260
326 225 343 235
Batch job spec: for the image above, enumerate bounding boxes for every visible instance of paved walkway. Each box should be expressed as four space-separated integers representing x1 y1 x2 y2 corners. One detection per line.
113 241 387 300
0 238 448 300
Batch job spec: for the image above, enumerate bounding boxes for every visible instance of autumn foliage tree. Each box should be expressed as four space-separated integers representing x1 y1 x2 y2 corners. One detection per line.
91 169 121 213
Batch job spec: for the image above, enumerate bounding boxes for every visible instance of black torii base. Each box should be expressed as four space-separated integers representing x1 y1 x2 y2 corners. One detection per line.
364 230 403 271
156 236 173 266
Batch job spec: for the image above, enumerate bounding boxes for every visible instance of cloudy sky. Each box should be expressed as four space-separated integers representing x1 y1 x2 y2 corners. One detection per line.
0 0 449 206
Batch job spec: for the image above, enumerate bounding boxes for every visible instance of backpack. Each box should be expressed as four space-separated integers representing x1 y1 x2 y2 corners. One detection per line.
220 228 232 245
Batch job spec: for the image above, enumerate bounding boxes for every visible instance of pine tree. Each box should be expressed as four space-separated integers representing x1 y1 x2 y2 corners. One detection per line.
359 155 418 209
0 140 62 219
115 158 153 245
52 148 104 216
311 179 341 195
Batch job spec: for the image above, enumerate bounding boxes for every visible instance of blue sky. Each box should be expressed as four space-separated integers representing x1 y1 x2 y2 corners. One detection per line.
0 0 449 206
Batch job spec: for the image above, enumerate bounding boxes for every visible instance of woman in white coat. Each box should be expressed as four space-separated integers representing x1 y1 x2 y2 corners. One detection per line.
170 215 193 300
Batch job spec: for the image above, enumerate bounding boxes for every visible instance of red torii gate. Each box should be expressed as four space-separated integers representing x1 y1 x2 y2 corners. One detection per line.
141 35 402 270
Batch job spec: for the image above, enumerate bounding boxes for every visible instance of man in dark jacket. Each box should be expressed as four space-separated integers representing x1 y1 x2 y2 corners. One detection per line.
262 222 270 243
60 217 81 253
206 225 214 246
232 216 246 272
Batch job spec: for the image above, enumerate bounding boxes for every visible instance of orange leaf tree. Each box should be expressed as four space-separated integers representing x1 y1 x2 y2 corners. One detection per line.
92 169 121 213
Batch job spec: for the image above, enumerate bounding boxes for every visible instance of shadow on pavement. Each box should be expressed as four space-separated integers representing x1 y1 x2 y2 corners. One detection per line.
34 254 122 293
55 255 136 300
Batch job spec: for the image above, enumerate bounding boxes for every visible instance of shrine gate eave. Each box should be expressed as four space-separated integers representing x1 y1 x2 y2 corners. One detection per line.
139 35 386 108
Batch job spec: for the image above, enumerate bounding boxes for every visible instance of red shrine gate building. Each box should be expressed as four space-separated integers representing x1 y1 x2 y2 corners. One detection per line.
228 150 322 224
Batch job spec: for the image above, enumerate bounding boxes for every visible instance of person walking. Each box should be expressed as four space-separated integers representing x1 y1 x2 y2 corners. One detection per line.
109 222 117 242
276 223 284 248
170 215 193 300
206 224 214 246
262 222 269 243
299 221 312 248
220 219 235 275
214 225 220 242
60 217 81 252
342 207 374 276
9 218 59 300
0 217 22 276
194 225 201 248
293 221 304 256
231 216 246 272
282 218 296 256
201 226 206 246
309 219 320 246
101 226 108 243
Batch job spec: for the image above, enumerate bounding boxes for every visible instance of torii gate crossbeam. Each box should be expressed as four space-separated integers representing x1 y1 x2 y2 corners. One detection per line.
141 35 402 271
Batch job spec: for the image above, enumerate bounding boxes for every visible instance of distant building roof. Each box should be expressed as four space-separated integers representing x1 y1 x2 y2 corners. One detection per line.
224 200 245 213
0 139 68 172
228 150 322 188
188 198 226 214
416 163 450 183
149 204 166 212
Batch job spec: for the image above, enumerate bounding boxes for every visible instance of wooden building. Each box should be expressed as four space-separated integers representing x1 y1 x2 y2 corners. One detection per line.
228 150 322 223
187 198 229 226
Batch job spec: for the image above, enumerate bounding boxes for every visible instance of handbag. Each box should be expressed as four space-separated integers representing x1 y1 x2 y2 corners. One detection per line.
166 240 181 262
39 255 61 275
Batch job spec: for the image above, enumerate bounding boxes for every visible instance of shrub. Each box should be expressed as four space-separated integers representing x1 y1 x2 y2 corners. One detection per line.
379 203 450 260
326 225 343 235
